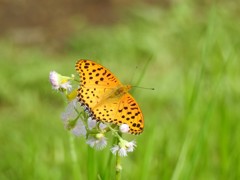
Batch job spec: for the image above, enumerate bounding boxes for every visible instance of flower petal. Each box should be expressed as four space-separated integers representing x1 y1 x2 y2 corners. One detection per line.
71 119 87 137
119 124 129 133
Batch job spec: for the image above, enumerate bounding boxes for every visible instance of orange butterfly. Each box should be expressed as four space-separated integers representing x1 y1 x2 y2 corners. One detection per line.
75 59 144 134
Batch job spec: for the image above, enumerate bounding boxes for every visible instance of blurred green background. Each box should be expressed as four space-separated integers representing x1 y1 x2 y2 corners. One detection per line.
0 0 240 179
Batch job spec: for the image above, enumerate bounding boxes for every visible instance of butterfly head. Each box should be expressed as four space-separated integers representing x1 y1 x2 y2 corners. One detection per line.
125 85 132 91
114 85 131 96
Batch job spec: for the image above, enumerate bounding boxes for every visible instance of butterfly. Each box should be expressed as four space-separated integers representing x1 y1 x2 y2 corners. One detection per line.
75 59 144 134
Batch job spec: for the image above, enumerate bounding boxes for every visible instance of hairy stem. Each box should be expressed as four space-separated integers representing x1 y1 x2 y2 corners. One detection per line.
116 150 122 180
116 133 122 180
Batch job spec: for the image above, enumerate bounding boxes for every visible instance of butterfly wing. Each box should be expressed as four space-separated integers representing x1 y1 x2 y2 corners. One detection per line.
75 59 121 87
118 93 144 134
91 93 144 134
75 59 122 112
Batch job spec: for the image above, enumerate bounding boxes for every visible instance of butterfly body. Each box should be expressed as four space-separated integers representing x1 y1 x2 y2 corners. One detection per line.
75 59 144 134
108 85 131 98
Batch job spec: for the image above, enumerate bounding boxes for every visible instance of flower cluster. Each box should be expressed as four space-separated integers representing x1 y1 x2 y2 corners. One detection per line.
49 71 72 92
49 71 137 157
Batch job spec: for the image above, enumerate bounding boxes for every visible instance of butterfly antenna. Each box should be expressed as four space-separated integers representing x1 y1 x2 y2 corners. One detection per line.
129 65 139 85
132 86 155 90
132 55 154 94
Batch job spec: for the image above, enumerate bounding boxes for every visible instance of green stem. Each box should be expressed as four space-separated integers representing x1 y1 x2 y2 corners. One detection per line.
107 124 122 139
116 151 122 180
115 133 122 180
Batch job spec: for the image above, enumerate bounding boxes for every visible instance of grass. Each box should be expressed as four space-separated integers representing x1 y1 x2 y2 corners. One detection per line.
0 1 240 179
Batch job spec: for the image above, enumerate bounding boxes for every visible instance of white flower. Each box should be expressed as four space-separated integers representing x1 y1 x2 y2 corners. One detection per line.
119 124 129 133
125 141 136 152
111 140 137 157
49 71 72 91
49 71 60 90
88 117 97 130
61 100 86 137
60 81 72 91
61 99 79 122
86 133 107 150
71 119 87 137
111 145 127 157
88 117 107 131
99 123 107 130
